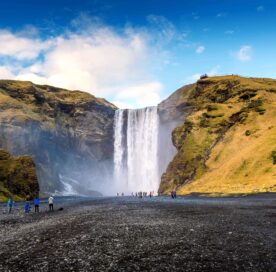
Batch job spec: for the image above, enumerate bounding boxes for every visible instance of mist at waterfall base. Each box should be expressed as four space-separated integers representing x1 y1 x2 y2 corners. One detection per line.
60 106 178 197
113 107 177 195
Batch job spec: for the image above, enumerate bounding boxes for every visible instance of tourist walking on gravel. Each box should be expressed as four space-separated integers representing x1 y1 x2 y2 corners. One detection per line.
34 196 40 212
7 198 13 213
48 196 54 211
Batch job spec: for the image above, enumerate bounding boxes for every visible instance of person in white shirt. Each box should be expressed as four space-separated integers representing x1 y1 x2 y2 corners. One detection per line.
48 196 54 211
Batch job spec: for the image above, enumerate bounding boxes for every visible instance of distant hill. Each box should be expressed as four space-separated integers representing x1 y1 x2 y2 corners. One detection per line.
0 149 39 201
159 75 276 195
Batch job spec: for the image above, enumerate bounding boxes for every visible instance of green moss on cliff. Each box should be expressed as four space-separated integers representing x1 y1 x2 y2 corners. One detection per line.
0 149 39 201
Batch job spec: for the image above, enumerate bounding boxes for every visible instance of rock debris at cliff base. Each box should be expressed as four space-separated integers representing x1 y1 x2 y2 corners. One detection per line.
0 196 275 272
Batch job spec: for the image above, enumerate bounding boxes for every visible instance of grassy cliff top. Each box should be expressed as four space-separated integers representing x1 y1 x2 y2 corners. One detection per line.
0 79 117 108
174 75 276 106
0 79 117 126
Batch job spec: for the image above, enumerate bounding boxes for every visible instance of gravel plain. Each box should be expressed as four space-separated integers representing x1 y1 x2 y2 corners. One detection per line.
0 195 275 272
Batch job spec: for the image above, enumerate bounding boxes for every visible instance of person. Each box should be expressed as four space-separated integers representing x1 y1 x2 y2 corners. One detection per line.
34 196 40 213
48 196 54 211
24 201 31 213
7 198 13 214
171 191 174 199
171 190 177 199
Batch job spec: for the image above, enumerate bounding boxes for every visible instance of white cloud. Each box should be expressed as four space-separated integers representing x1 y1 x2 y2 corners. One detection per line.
0 66 15 79
34 29 150 97
0 16 189 108
16 72 48 84
190 73 201 82
113 81 163 108
0 25 166 107
111 100 133 110
208 65 220 76
184 65 221 84
196 46 205 54
0 30 52 60
236 45 252 62
257 6 264 12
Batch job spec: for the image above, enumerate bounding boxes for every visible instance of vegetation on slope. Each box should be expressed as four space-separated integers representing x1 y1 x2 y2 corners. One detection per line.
0 80 116 125
160 75 276 195
0 149 39 201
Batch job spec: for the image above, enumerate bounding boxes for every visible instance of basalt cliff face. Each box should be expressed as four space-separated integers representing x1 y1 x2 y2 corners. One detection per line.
159 76 276 195
0 149 39 201
0 80 116 195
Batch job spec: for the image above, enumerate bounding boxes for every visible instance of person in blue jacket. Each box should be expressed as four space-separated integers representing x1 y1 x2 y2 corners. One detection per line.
34 196 40 213
24 201 31 213
7 198 14 214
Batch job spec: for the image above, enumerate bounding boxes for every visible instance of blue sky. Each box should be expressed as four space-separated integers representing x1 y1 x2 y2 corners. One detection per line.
0 0 275 108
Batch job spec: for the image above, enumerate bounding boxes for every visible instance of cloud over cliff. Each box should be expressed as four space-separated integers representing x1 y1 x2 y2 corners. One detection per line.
0 16 171 108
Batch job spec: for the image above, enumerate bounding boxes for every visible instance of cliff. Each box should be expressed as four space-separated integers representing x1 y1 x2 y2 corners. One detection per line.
0 149 39 201
0 80 116 195
159 75 276 195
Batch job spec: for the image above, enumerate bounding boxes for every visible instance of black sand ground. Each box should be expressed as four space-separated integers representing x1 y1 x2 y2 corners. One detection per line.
0 195 275 272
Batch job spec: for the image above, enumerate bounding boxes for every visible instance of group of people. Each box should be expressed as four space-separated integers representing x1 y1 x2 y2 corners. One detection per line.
135 191 155 198
6 196 55 214
171 190 177 199
116 191 156 198
24 196 40 213
115 191 177 198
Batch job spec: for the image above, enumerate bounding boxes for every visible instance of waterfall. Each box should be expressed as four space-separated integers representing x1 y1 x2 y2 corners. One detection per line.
114 109 126 187
113 107 160 194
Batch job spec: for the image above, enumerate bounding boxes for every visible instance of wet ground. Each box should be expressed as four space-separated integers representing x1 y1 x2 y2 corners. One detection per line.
0 195 275 272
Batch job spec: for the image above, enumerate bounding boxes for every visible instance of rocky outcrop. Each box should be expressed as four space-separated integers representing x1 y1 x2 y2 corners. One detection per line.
157 85 195 177
0 80 116 195
158 84 194 124
159 76 276 195
0 149 39 201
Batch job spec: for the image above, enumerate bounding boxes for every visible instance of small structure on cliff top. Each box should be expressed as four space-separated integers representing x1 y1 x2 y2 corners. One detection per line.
200 74 208 79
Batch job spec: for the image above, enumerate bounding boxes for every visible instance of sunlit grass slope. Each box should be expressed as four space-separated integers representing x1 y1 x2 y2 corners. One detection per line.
0 80 116 126
160 75 276 195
